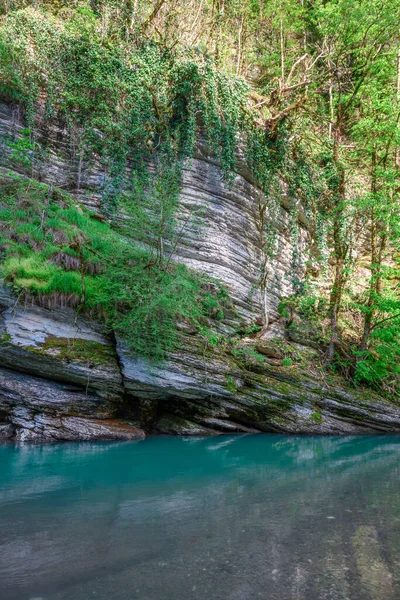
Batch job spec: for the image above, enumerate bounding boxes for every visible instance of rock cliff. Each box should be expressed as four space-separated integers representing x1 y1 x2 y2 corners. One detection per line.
1 99 400 441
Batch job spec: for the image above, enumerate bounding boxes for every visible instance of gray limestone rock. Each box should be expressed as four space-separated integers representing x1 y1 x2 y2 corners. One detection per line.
13 411 145 442
117 335 400 435
0 100 308 325
1 99 400 440
0 283 123 401
0 367 144 442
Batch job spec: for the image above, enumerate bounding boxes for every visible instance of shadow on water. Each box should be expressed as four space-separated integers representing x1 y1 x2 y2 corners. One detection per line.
0 434 400 600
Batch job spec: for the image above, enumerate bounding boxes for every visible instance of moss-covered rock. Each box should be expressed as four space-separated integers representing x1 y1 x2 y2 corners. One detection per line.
33 335 117 365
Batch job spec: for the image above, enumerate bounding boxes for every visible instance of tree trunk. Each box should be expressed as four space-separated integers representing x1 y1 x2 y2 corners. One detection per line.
327 256 345 360
359 232 386 354
358 150 386 356
327 123 346 361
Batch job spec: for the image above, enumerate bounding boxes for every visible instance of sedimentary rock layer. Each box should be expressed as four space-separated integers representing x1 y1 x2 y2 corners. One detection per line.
1 100 400 441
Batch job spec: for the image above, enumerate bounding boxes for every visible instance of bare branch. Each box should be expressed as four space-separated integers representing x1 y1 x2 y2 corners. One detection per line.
286 53 308 84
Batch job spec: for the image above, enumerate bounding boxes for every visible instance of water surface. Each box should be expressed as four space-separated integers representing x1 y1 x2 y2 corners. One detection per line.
1 435 400 600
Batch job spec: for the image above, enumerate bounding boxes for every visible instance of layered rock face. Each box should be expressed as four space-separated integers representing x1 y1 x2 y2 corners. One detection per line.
0 284 144 441
1 99 400 441
0 101 305 324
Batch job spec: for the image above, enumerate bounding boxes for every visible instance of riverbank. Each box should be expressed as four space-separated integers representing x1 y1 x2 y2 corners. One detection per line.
2 316 400 442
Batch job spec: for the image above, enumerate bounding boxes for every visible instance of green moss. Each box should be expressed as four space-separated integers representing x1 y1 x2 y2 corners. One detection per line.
251 394 300 426
31 335 116 365
224 375 238 393
263 379 296 395
0 332 12 345
229 345 266 371
332 407 367 422
310 411 323 424
270 416 284 424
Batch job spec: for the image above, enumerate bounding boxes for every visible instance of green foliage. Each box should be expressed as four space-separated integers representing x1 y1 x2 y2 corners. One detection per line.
353 314 400 393
0 4 314 361
0 175 230 360
241 323 262 336
282 357 293 367
0 8 253 209
280 289 328 324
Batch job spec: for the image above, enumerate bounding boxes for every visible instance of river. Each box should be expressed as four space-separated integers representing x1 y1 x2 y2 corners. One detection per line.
1 435 400 599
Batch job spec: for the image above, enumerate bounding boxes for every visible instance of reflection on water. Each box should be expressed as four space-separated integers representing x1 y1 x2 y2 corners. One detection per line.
0 435 400 600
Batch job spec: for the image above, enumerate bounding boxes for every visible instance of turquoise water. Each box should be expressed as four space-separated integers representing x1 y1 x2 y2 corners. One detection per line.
1 435 400 600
